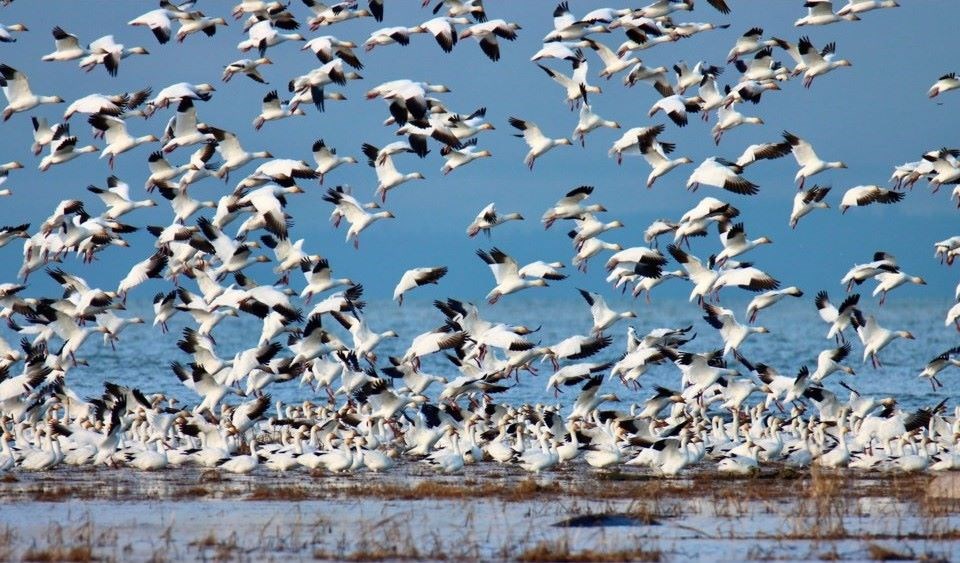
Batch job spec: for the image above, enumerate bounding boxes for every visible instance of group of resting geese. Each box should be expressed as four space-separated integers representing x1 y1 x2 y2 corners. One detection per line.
1 0 959 476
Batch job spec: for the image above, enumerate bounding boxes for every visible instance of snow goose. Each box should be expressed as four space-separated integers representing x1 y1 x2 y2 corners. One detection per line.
578 288 635 334
39 134 97 172
218 439 260 474
360 144 425 202
643 219 678 248
477 248 549 304
686 157 758 195
305 1 372 29
837 0 899 15
363 26 413 51
518 261 567 281
0 64 64 121
161 98 214 153
711 106 763 145
321 186 394 249
509 116 572 169
572 103 620 146
815 291 861 343
393 267 447 306
222 57 272 83
402 329 466 366
841 252 898 290
128 8 175 44
253 90 304 130
624 60 669 88
88 115 158 169
0 22 26 43
745 287 803 323
649 81 699 126
30 117 68 156
839 185 904 213
715 221 772 265
541 185 605 228
568 375 620 420
410 16 469 53
928 73 960 98
88 176 157 220
703 304 768 356
42 26 87 61
0 161 21 195
667 244 718 304
466 203 523 237
851 309 914 368
146 82 215 113
78 35 149 76
544 2 610 42
311 139 357 183
206 127 272 180
302 36 363 69
726 27 776 62
572 236 621 272
238 19 305 55
796 0 860 26
711 264 780 299
811 343 855 382
797 36 852 88
583 37 637 79
790 185 831 228
537 56 600 109
459 19 520 62
918 346 960 391
64 89 150 121
608 124 667 165
430 0 487 21
871 270 926 305
175 13 229 43
572 213 623 246
440 138 492 174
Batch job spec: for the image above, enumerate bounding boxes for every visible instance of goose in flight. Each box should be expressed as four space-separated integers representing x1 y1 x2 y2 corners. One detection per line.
222 57 272 83
929 73 960 98
839 185 904 213
42 26 87 61
321 186 394 249
78 35 150 76
509 116 572 170
746 287 803 323
458 19 520 62
0 64 64 121
851 309 914 368
88 114 159 169
790 185 831 228
795 0 860 26
797 36 852 88
393 267 448 306
686 157 758 195
466 203 523 237
477 248 548 304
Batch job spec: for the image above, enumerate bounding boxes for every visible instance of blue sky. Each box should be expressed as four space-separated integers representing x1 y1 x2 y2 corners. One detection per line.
0 0 957 311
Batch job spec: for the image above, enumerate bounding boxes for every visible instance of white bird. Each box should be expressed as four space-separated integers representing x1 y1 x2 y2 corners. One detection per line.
918 346 960 391
78 35 149 76
508 116 572 170
458 19 520 62
476 248 548 304
253 90 305 130
39 134 97 172
815 291 861 343
726 27 777 62
686 157 758 195
440 138 492 175
790 185 831 228
667 245 718 305
393 267 447 306
237 19 305 55
42 26 87 61
466 203 523 237
851 310 915 368
838 185 905 213
703 304 769 356
797 36 852 88
311 138 357 183
321 186 394 249
128 8 175 44
87 114 159 169
746 287 804 323
577 288 635 334
716 221 772 266
871 270 926 305
222 57 273 83
795 0 860 26
541 185 605 229
0 63 64 121
572 103 620 147
837 0 899 16
536 56 600 109
928 73 960 98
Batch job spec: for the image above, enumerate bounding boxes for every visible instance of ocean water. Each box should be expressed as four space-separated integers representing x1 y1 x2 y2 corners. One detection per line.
19 294 957 414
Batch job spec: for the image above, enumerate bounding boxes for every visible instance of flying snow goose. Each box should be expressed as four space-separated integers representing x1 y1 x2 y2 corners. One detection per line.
745 287 803 323
577 288 635 334
0 64 64 121
30 117 68 155
797 36 852 88
39 134 97 171
715 221 772 265
359 144 425 202
509 116 572 169
477 248 549 304
726 27 776 62
795 0 859 26
459 19 520 62
541 185 605 228
0 22 26 43
851 310 914 368
363 25 413 51
544 2 610 42
42 25 87 61
635 126 691 187
732 48 789 82
302 36 362 69
146 82 215 112
572 236 622 272
667 244 718 304
790 185 831 228
918 346 960 391
928 73 960 98
839 185 904 213
649 81 699 127
810 343 855 383
571 213 623 246
253 90 304 130
393 267 447 305
608 124 667 164
871 270 925 305
237 19 305 55
440 138 492 174
537 56 600 109
466 203 522 237
175 12 229 43
572 103 620 146
583 37 637 79
409 16 468 53
161 98 214 153
78 35 149 76
815 291 861 342
837 0 899 15
88 114 158 169
222 57 272 83
711 264 780 299
703 304 768 357
734 141 791 169
321 186 394 249
116 251 167 302
711 106 763 145
305 1 372 29
518 261 567 281
128 8 175 44
307 139 356 184
0 161 21 195
87 176 157 219
686 157 758 195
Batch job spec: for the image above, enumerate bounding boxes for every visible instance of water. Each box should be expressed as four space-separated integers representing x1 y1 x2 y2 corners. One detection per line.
13 294 956 414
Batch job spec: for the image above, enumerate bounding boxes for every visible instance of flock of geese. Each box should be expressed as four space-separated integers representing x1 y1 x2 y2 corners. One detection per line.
0 0 959 477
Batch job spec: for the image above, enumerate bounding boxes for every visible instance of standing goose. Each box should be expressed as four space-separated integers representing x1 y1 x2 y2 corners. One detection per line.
477 248 548 304
508 116 572 170
0 64 64 121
